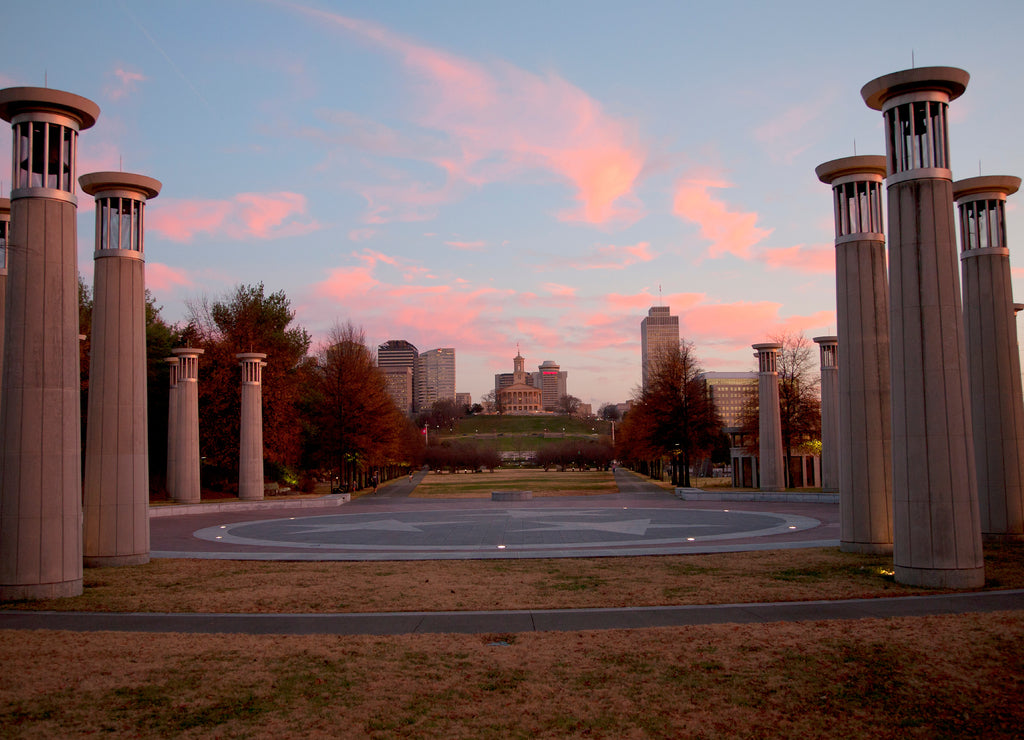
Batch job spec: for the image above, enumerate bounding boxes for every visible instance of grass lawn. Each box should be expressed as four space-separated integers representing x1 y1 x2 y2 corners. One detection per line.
2 544 1022 738
411 469 618 497
453 414 612 436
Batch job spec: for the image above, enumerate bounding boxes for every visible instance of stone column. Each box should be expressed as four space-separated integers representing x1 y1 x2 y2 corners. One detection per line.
0 87 99 599
954 175 1024 541
237 353 267 501
813 336 839 493
0 197 9 404
862 67 984 587
753 343 785 491
815 156 894 553
164 357 179 499
171 347 204 503
80 172 161 566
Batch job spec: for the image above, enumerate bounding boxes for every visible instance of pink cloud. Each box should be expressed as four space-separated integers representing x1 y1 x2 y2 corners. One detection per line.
147 192 319 242
543 283 576 297
545 240 656 271
604 291 704 313
289 7 647 225
106 68 147 101
445 240 486 251
146 262 193 292
681 302 835 349
757 243 834 274
673 176 772 259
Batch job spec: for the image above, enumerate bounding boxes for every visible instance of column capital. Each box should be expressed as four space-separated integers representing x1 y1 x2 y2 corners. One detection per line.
79 171 161 201
861 66 969 111
953 175 1021 203
0 86 99 129
815 156 887 185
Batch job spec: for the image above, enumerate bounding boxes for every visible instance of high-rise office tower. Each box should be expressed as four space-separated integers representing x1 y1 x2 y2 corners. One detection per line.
378 339 418 373
534 360 567 410
378 339 418 412
415 347 455 411
641 306 679 390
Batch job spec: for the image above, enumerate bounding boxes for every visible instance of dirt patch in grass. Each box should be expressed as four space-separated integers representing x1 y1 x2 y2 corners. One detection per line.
5 543 1023 614
412 469 618 498
2 612 1022 738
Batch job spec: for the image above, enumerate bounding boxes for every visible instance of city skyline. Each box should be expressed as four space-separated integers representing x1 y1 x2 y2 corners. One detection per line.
3 1 1024 408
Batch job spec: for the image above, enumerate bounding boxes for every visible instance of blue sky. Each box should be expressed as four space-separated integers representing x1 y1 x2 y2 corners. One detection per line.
4 0 1024 408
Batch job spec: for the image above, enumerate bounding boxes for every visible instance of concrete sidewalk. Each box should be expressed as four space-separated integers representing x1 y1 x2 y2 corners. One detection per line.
2 589 1021 635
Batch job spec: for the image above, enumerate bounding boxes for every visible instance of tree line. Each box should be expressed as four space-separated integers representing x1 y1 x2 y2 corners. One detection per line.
615 334 821 489
80 282 426 496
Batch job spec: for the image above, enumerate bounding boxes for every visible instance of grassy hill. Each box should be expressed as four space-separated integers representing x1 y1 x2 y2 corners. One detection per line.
432 415 615 453
452 415 612 436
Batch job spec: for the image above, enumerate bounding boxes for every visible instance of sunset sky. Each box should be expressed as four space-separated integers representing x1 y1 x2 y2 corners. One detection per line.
4 0 1024 409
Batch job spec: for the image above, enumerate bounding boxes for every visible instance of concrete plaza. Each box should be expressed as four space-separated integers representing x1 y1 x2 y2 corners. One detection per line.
149 469 840 561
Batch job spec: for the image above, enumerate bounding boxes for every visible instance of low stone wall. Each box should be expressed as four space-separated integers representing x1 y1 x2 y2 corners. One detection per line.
491 490 533 501
674 489 839 504
150 493 350 517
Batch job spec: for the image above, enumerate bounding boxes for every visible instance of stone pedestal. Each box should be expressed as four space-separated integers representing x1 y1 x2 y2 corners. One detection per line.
955 175 1024 541
816 156 894 553
80 172 161 567
237 353 267 501
863 67 984 587
813 336 839 494
753 343 785 491
171 348 204 503
0 87 99 600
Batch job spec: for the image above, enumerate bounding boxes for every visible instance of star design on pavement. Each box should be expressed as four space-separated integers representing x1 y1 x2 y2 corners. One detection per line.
518 519 724 536
285 519 432 534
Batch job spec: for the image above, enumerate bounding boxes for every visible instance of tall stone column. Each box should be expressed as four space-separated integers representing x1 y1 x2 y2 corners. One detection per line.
0 87 99 599
753 343 785 491
80 172 161 566
172 347 204 503
164 357 179 499
815 156 893 553
0 197 9 403
237 353 267 501
954 175 1024 541
813 336 839 494
862 67 983 587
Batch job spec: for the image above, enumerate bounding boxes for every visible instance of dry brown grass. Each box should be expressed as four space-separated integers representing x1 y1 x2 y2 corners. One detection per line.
3 545 1023 737
2 612 1022 738
5 543 1023 614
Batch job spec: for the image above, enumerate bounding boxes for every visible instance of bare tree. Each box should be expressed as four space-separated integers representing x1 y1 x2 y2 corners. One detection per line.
617 342 721 486
557 394 581 415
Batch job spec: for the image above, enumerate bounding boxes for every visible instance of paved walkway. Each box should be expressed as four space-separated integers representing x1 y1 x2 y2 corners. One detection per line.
3 590 1021 635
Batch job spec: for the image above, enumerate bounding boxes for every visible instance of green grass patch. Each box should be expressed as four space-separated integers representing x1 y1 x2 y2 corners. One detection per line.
454 415 612 436
413 469 618 497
